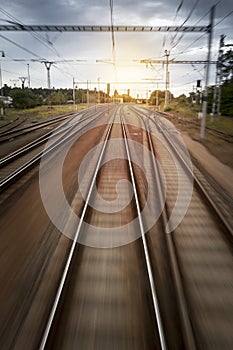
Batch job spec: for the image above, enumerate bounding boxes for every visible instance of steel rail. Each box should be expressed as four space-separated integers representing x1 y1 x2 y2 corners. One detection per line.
0 118 20 130
0 112 76 142
0 120 74 167
121 114 167 350
132 110 197 350
132 105 233 239
38 110 116 350
0 108 107 192
153 113 233 239
0 107 100 167
0 117 27 133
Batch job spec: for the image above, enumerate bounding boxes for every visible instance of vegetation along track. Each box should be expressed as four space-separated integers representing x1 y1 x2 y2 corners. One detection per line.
159 111 233 143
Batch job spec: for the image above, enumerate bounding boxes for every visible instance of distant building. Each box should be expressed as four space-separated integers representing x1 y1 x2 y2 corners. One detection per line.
0 95 13 107
114 97 123 104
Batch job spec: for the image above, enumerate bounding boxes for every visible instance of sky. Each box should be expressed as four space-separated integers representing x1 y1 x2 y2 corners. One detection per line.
0 0 232 97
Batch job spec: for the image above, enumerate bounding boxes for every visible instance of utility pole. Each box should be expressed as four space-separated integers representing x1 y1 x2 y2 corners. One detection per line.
156 83 159 109
94 87 97 110
0 50 5 116
19 76 27 89
43 61 53 90
200 5 215 139
42 61 53 107
10 79 19 87
27 63 31 88
98 77 100 103
212 35 233 118
86 80 89 106
73 77 78 111
164 50 170 109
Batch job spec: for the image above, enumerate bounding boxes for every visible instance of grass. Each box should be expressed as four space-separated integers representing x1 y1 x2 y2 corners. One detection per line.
206 115 233 135
158 100 233 135
0 104 88 124
148 100 233 168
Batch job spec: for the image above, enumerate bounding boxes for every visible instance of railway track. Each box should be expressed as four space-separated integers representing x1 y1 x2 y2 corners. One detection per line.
0 112 77 143
0 105 112 194
37 106 167 350
0 117 28 134
129 105 233 348
0 104 232 350
131 106 233 239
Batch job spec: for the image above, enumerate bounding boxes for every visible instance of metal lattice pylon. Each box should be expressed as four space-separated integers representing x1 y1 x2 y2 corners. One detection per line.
212 35 225 117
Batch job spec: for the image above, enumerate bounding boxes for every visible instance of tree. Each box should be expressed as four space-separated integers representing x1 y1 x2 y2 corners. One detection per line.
51 91 67 105
149 90 166 105
177 94 188 105
221 49 233 82
10 89 39 109
220 79 233 116
218 49 233 116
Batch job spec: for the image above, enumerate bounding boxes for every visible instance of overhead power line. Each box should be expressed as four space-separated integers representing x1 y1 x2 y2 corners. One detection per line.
176 0 184 17
0 7 63 57
163 0 184 54
174 7 233 61
170 0 200 51
215 9 233 26
0 34 44 59
109 0 116 79
0 7 79 79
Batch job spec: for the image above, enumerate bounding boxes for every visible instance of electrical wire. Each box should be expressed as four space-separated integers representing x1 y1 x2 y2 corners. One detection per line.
0 35 72 87
161 0 185 56
174 0 184 22
215 9 233 26
170 46 205 58
53 65 73 78
0 34 45 59
170 0 200 52
191 63 205 79
2 67 46 84
109 0 117 81
0 7 62 57
0 7 76 78
173 5 233 62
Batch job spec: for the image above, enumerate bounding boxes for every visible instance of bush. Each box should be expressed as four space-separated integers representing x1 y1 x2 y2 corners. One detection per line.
10 89 39 109
164 106 173 112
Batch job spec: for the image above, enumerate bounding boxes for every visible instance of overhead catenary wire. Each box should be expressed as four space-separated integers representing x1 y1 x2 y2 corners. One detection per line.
215 9 233 26
0 7 81 79
170 0 200 52
0 7 63 58
53 64 74 78
161 0 184 56
191 63 205 79
172 2 232 61
170 46 205 58
109 0 117 81
2 67 47 84
170 10 210 60
174 0 184 23
0 34 44 59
